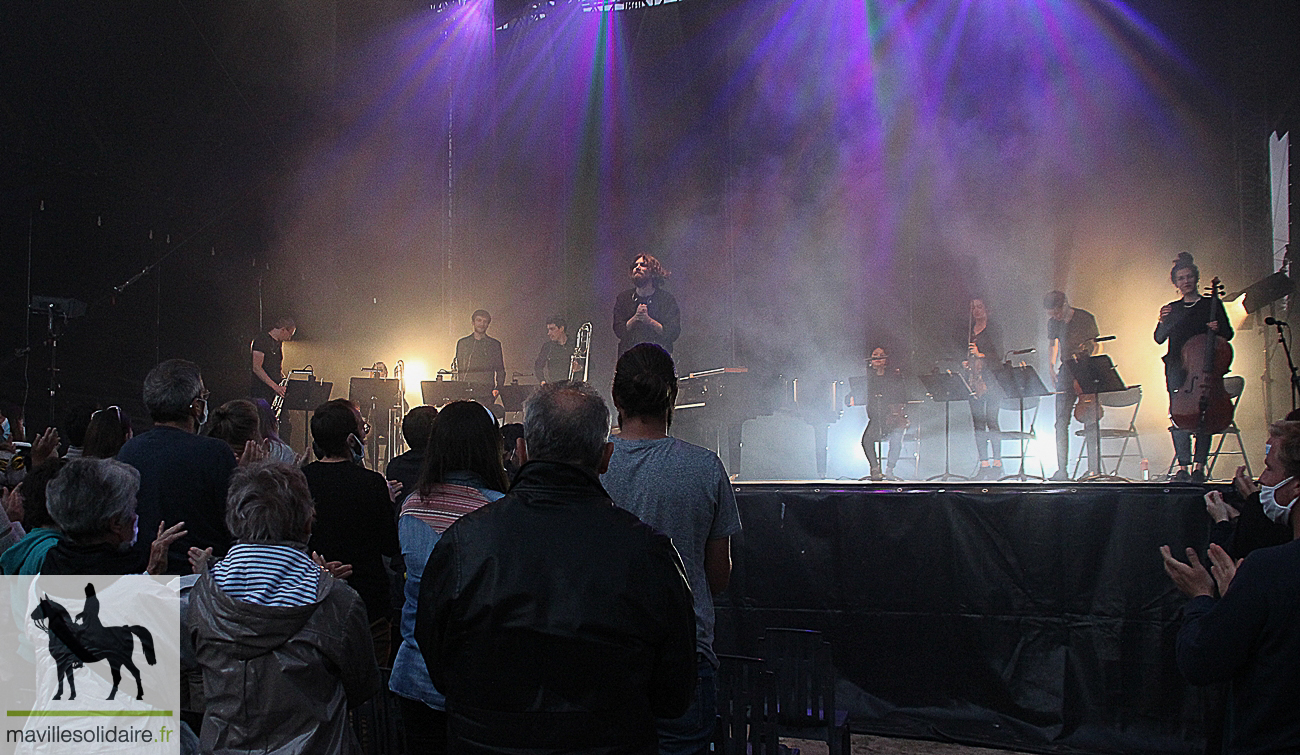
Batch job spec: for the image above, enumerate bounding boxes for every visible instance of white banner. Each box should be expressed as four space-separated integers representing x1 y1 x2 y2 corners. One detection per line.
0 576 180 755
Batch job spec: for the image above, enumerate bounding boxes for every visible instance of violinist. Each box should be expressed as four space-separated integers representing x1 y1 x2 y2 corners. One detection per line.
1156 253 1233 483
1045 291 1101 481
858 347 908 481
967 299 1003 480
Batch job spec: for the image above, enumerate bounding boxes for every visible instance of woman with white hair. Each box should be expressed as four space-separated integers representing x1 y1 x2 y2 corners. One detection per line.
187 460 380 754
40 457 184 575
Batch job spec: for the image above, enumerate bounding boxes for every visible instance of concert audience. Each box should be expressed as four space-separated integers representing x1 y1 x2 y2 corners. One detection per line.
603 344 742 755
118 359 237 574
187 460 380 754
0 458 64 574
82 405 134 458
416 381 696 753
1205 421 1295 560
40 457 185 575
390 400 507 753
302 398 400 664
385 405 439 506
1162 420 1300 753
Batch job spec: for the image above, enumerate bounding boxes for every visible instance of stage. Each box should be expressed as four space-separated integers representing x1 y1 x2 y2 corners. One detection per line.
715 481 1217 755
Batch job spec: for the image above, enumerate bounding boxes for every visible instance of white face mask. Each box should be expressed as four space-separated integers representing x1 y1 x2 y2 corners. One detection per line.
1260 475 1295 525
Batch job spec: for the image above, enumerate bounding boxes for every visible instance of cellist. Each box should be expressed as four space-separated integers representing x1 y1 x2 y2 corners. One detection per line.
1156 252 1233 483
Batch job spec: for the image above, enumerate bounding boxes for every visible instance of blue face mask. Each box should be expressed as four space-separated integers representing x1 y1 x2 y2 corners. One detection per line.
1 418 9 441
347 433 365 466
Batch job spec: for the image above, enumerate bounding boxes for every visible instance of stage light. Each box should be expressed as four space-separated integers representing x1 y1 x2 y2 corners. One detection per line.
1224 293 1250 330
402 359 430 407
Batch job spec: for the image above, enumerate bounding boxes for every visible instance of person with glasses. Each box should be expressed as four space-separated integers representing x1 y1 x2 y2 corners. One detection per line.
82 405 134 459
118 359 237 574
613 254 681 358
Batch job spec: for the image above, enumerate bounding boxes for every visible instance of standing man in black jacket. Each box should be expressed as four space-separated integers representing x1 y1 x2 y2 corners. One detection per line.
454 310 506 395
416 381 696 754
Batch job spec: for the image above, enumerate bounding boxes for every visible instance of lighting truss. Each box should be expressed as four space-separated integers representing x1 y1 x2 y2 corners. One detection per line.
431 0 690 29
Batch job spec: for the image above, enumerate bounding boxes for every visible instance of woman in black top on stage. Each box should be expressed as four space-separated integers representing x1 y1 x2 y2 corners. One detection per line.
1155 252 1233 483
968 299 1002 480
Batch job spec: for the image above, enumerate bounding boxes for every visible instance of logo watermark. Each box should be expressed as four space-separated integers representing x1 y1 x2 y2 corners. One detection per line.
0 576 179 754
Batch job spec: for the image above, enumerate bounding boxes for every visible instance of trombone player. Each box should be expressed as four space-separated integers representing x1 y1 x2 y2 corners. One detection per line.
534 315 574 384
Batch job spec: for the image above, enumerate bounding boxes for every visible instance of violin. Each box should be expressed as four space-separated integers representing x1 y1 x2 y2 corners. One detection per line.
1168 277 1234 434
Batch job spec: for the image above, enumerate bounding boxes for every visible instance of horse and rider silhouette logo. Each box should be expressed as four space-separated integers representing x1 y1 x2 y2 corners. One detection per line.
29 582 157 701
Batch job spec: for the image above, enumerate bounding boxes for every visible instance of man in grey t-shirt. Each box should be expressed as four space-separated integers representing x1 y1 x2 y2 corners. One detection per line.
602 344 743 755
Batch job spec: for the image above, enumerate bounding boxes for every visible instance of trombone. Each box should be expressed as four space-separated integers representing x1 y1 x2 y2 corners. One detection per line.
569 322 592 383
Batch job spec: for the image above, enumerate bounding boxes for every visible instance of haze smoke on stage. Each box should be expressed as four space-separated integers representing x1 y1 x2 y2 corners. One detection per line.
264 0 1267 477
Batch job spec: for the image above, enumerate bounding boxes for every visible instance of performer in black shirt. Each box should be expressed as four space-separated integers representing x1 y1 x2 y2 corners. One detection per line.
1045 292 1101 480
1155 253 1233 483
534 315 574 384
250 317 296 401
613 254 680 357
454 309 506 393
967 299 1003 480
858 347 908 480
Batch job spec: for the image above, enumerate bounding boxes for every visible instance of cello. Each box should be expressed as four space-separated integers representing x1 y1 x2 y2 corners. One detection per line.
1169 277 1234 434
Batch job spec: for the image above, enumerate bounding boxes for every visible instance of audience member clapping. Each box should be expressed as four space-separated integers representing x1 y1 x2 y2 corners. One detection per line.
390 400 507 752
206 399 266 463
187 460 380 754
302 398 400 665
0 458 65 574
1162 419 1300 753
1205 420 1297 560
82 405 134 459
252 398 297 464
40 457 186 575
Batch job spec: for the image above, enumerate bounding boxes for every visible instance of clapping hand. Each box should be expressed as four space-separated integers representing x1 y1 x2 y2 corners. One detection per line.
1204 491 1239 524
312 551 353 580
1206 543 1241 596
147 521 188 575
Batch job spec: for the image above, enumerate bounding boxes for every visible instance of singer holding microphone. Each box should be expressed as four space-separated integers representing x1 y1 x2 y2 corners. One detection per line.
1044 291 1101 480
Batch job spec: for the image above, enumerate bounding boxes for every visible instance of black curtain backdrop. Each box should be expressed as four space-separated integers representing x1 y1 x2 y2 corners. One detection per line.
716 483 1213 754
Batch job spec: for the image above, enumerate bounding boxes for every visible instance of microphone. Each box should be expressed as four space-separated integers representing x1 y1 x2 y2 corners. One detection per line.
1009 348 1036 355
1266 317 1289 327
1093 335 1117 342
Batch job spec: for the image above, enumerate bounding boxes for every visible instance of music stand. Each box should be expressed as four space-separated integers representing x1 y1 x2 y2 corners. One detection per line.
920 371 975 481
497 384 533 413
284 377 333 450
350 378 402 469
1070 355 1128 482
421 380 479 407
991 364 1052 481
